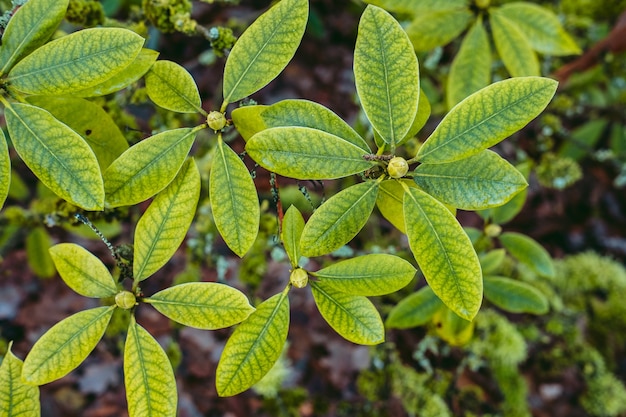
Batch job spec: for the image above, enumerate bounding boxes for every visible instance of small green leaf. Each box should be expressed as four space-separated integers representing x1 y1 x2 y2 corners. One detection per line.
355 5 419 146
246 127 375 180
281 205 305 267
104 128 197 207
222 0 308 105
403 187 482 320
480 160 532 224
134 158 200 281
413 150 528 210
312 254 415 296
479 248 507 275
406 9 473 51
0 0 69 75
231 105 268 141
447 18 491 109
26 95 129 169
210 140 260 257
499 232 555 278
146 282 255 329
433 306 474 346
145 60 202 113
5 102 105 210
0 130 9 209
125 316 177 417
364 0 467 14
484 276 549 314
72 48 160 97
497 3 580 56
376 179 415 233
49 243 117 297
489 9 539 77
311 281 384 345
416 77 558 164
216 292 290 396
0 343 40 417
300 181 379 257
26 227 56 278
22 306 115 385
8 28 144 95
386 286 444 329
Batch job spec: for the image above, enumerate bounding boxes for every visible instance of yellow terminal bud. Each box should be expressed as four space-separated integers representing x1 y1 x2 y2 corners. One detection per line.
290 268 309 288
206 111 226 131
484 224 502 238
387 157 409 178
115 291 137 310
475 0 490 8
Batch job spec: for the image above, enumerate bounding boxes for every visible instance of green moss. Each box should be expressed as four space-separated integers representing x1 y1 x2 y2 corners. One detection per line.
66 0 105 27
581 372 626 417
469 310 527 368
536 153 582 190
142 0 195 34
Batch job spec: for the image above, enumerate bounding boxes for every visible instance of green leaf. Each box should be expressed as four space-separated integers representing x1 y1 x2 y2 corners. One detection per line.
49 243 117 298
210 140 260 257
146 282 255 329
0 130 9 209
134 158 200 281
311 281 384 345
386 286 444 329
479 248 507 275
416 77 558 164
222 0 308 105
145 60 202 113
497 3 580 56
433 305 474 345
125 317 177 417
403 187 482 320
499 232 555 278
0 344 40 417
300 181 379 257
22 306 115 385
354 5 419 147
26 95 129 169
399 89 431 145
559 119 608 161
5 102 105 210
484 276 549 314
281 205 305 267
231 105 268 141
406 9 473 51
447 18 491 109
26 226 56 278
246 127 375 180
489 9 539 77
413 150 528 210
0 0 69 75
363 0 468 14
312 254 415 296
8 28 144 95
479 160 532 224
216 292 290 396
72 48 160 97
104 127 197 207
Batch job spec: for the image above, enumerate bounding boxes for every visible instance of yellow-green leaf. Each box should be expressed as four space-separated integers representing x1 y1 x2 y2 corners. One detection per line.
5 102 105 210
416 77 558 164
26 95 129 169
300 181 379 257
311 254 415 296
386 286 443 329
0 0 69 75
49 243 117 297
26 226 55 278
447 18 491 109
104 127 197 207
433 306 474 346
489 9 539 77
0 130 9 209
398 89 431 146
134 158 200 281
479 160 532 224
355 6 419 147
363 0 468 14
282 205 305 267
8 28 144 95
125 317 177 417
376 179 415 233
231 105 268 141
406 8 473 51
0 343 40 417
403 187 482 320
311 281 384 345
484 276 549 314
146 282 255 329
22 306 115 385
246 126 375 180
210 140 260 257
222 0 308 105
216 292 290 396
479 248 507 275
499 232 555 278
145 60 202 113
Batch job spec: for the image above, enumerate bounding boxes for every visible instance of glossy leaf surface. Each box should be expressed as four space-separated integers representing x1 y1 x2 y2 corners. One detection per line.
145 60 202 113
489 10 539 77
49 243 117 298
386 286 443 329
210 140 260 257
404 187 482 320
282 205 305 267
311 281 384 345
22 306 115 385
216 292 290 396
0 345 40 417
134 158 200 281
499 232 555 278
5 102 104 210
407 9 473 51
0 131 9 209
484 276 549 314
